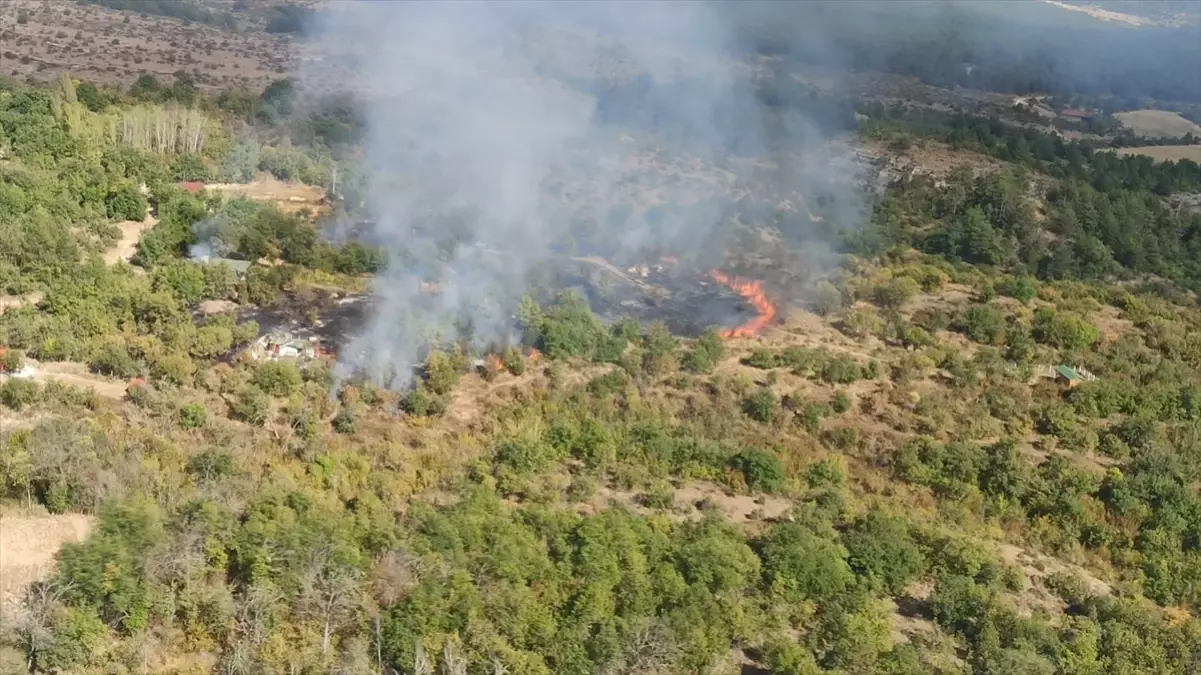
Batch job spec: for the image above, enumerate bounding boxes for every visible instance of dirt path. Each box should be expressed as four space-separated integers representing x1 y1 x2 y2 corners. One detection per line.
564 255 652 290
0 512 94 616
104 213 158 265
4 359 128 400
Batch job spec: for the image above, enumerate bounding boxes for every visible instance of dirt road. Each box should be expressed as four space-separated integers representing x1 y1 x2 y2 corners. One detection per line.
3 360 128 400
104 214 158 265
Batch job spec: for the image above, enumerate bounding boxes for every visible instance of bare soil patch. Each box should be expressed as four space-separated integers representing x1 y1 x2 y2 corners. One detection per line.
197 299 240 315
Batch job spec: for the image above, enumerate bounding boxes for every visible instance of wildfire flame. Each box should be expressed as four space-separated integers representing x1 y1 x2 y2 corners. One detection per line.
709 270 778 338
527 348 541 362
486 354 503 371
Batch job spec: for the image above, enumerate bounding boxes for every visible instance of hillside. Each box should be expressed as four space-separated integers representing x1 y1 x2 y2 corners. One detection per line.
3 3 1201 675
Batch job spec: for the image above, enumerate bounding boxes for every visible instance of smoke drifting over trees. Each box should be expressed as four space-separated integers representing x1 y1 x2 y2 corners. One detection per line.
303 1 858 388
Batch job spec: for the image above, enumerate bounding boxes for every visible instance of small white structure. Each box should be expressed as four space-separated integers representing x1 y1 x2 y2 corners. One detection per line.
245 332 325 361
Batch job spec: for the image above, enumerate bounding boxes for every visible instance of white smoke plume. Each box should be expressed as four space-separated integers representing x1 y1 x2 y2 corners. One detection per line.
300 1 854 388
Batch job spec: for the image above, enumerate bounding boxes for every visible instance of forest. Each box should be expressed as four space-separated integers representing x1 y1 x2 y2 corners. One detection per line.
4 31 1201 675
858 106 1201 293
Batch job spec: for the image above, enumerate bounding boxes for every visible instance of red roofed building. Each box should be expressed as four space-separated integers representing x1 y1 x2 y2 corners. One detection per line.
177 181 205 195
1060 108 1099 130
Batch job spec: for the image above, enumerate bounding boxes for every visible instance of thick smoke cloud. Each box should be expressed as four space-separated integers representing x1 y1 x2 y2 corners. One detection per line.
302 1 850 389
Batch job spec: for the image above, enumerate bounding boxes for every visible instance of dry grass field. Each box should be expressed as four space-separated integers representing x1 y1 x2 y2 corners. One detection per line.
204 174 329 218
1113 109 1201 138
1114 144 1201 163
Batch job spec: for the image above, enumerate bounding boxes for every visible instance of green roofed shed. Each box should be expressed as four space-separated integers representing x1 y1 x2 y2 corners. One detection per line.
1055 365 1084 381
1054 364 1097 388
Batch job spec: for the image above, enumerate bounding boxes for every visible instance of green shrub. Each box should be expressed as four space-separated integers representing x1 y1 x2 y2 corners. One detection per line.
89 344 141 379
501 345 526 375
640 322 679 375
0 348 24 372
780 346 825 373
1005 325 1036 363
762 639 821 675
232 321 259 345
822 426 862 452
760 520 854 602
956 304 1007 345
1032 308 1100 350
813 281 844 316
844 511 926 594
56 501 165 633
37 607 106 672
151 352 196 384
840 307 884 338
421 350 464 395
798 402 829 433
331 409 356 434
996 275 1038 303
900 325 935 349
229 387 268 425
105 182 148 221
821 357 863 384
586 369 628 396
566 474 597 502
400 385 435 416
185 449 236 482
805 457 846 488
832 390 851 414
178 403 207 429
743 388 781 423
640 482 676 509
1045 570 1093 606
729 448 786 493
286 410 316 440
894 438 984 499
875 276 920 309
683 328 724 374
533 291 608 360
744 347 779 369
191 324 235 359
495 437 559 474
1 378 40 410
251 361 302 397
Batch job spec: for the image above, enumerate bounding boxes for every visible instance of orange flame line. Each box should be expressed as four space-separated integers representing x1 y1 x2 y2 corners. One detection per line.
709 270 777 338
